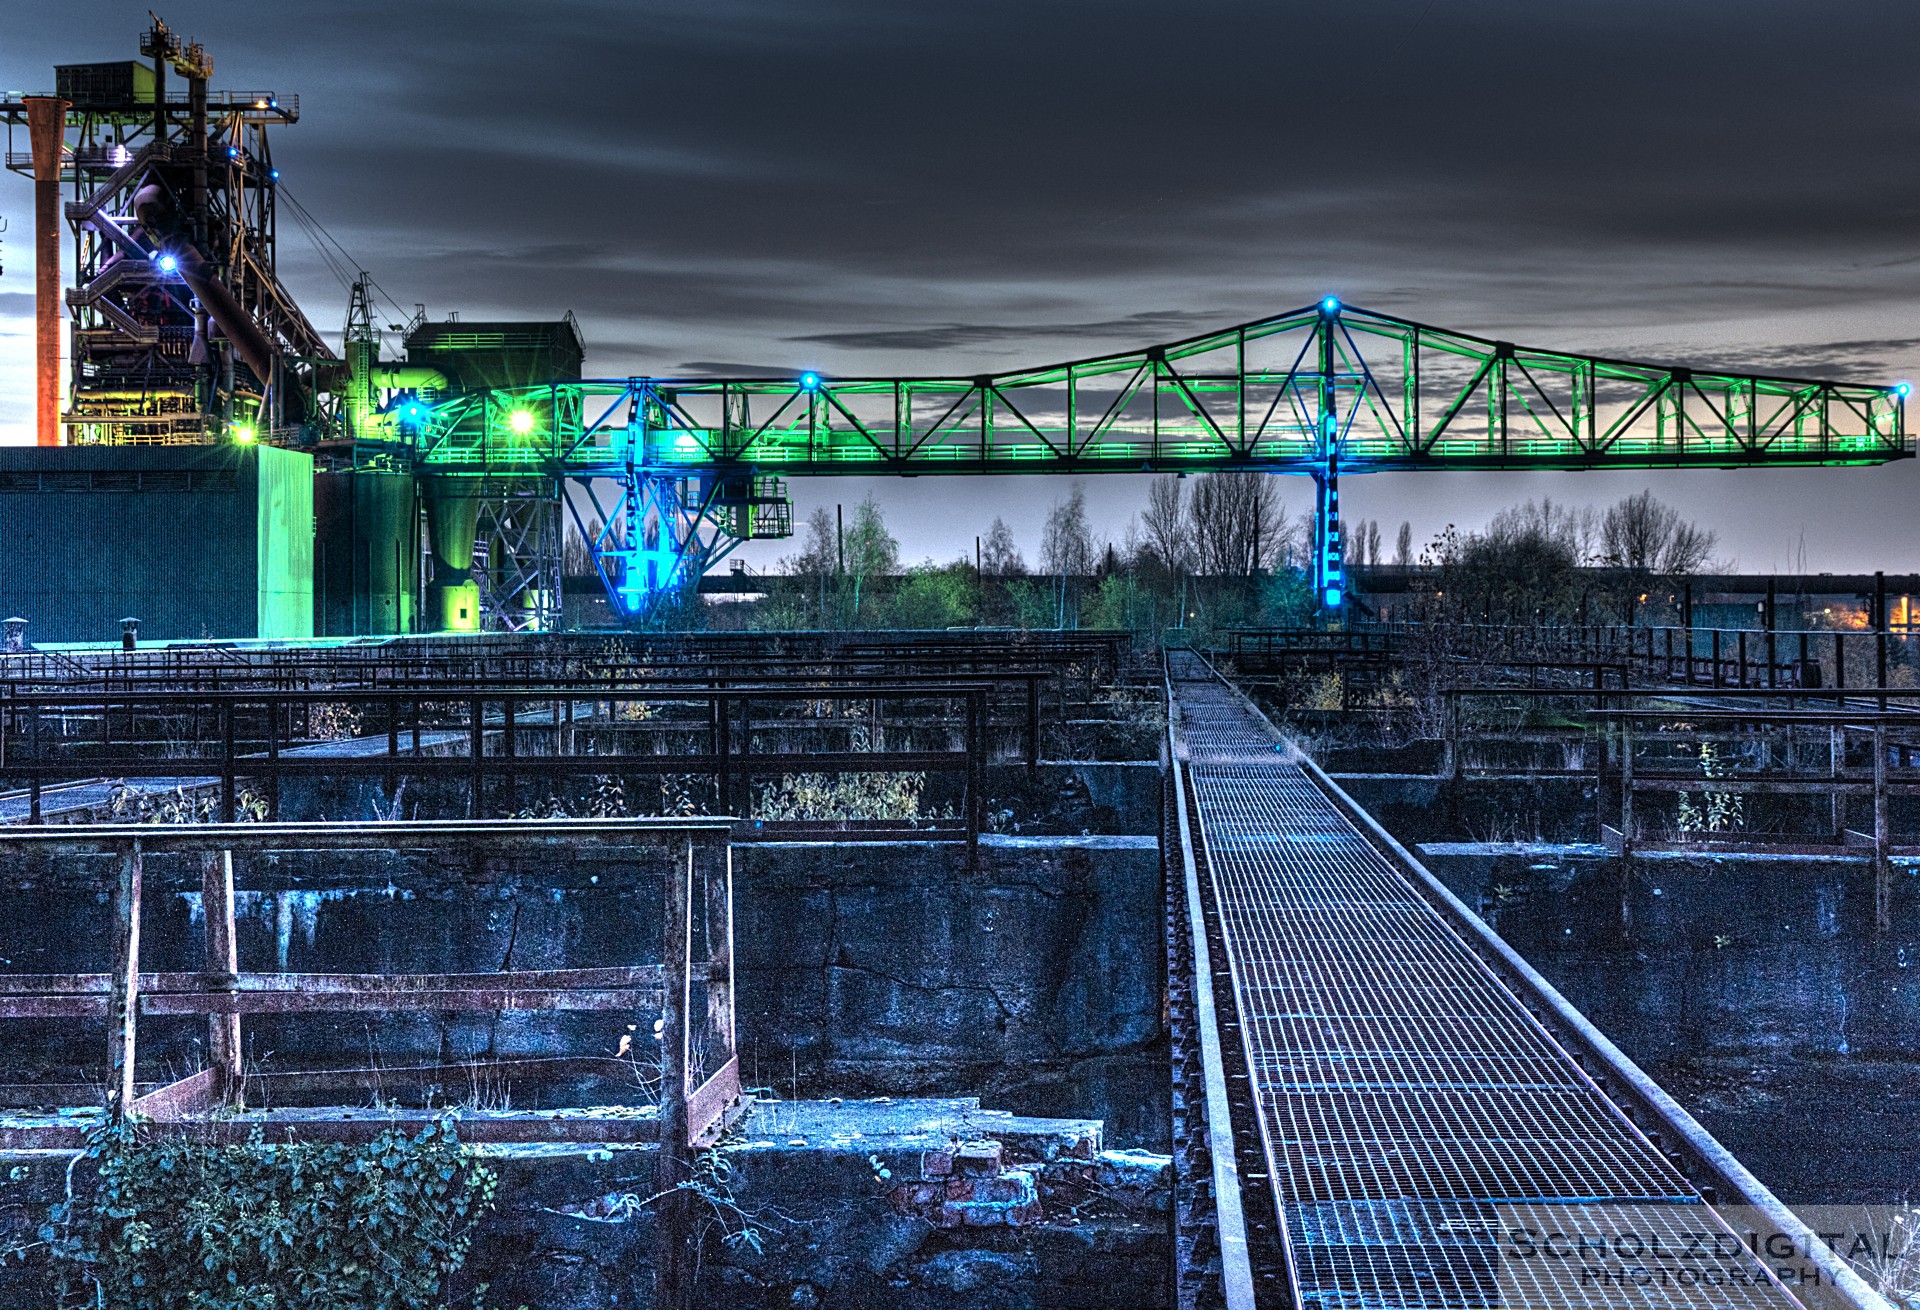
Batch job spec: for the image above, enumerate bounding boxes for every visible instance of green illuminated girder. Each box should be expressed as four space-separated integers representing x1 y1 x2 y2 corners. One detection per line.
403 304 1909 477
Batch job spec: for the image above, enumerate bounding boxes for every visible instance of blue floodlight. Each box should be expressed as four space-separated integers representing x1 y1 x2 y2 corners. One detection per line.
1324 586 1343 608
1321 296 1340 313
269 168 280 180
799 372 821 391
1898 382 1911 398
154 251 178 274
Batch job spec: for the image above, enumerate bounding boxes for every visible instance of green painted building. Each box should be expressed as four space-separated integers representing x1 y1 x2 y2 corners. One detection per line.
0 445 313 644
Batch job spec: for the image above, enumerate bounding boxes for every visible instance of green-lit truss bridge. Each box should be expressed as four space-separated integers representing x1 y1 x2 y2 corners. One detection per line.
385 299 1910 614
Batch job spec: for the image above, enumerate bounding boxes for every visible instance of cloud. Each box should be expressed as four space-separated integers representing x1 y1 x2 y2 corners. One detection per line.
787 310 1230 352
1696 338 1920 382
674 361 812 378
5 1 1920 566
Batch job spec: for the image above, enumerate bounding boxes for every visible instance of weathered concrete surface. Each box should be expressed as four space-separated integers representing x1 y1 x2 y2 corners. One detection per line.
0 1098 1170 1310
1334 767 1920 848
1333 772 1600 844
983 761 1161 837
0 834 1168 1148
1421 844 1920 1205
734 837 1168 1149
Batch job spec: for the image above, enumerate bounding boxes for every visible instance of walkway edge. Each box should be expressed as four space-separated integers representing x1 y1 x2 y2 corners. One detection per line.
1301 753 1894 1310
1170 744 1259 1310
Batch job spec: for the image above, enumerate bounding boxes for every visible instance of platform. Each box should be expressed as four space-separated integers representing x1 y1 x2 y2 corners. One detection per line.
1166 651 1861 1309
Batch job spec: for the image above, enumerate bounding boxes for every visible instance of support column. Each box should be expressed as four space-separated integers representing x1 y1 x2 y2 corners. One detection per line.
654 838 695 1310
202 849 242 1101
1619 720 1634 939
108 840 143 1119
1312 299 1344 611
1875 723 1891 933
1311 459 1343 609
23 97 68 449
1876 570 1889 711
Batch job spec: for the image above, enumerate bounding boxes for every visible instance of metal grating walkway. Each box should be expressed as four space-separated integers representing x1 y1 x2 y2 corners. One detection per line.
1167 651 1810 1309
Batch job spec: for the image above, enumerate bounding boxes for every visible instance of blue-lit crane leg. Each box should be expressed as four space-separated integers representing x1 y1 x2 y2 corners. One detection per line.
1312 459 1344 612
1313 296 1345 614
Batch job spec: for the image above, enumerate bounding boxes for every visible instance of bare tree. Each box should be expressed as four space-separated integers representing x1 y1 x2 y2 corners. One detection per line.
1394 520 1413 567
1139 475 1190 572
981 516 1026 576
785 506 838 580
1041 485 1098 627
1599 490 1715 574
1364 520 1382 567
1188 472 1289 576
1040 485 1097 577
1488 498 1596 563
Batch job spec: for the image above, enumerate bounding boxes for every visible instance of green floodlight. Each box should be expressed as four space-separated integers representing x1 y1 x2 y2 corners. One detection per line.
509 408 536 435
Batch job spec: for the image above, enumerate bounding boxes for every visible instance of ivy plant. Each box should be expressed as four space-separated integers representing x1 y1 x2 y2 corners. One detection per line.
36 1118 500 1310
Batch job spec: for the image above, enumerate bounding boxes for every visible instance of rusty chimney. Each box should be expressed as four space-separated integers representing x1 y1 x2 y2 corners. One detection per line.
22 96 68 448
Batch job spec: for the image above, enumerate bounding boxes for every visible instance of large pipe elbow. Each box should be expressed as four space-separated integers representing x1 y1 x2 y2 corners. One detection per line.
173 249 277 389
371 364 448 392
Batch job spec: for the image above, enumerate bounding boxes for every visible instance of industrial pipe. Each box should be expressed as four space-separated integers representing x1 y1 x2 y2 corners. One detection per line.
370 364 448 391
131 183 289 419
23 97 68 448
172 252 273 386
311 361 449 393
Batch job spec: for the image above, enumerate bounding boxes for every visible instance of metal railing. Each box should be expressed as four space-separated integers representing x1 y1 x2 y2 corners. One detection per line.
0 682 1005 860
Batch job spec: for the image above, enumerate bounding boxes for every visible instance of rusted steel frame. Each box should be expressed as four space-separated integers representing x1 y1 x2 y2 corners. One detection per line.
0 1116 669 1151
687 1056 742 1149
1631 775 1920 794
141 987 657 1015
3 749 974 780
130 1067 221 1120
0 670 1057 707
655 834 696 1310
692 839 741 1149
0 823 731 1160
107 839 141 1120
0 818 731 853
0 964 673 994
1452 686 1920 703
1621 836 1920 858
5 681 997 706
202 848 241 1097
238 1055 648 1096
0 1082 136 1105
966 688 986 867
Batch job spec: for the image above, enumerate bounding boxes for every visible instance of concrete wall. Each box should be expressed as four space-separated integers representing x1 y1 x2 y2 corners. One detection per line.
735 836 1168 1147
0 834 1168 1148
1425 847 1920 1205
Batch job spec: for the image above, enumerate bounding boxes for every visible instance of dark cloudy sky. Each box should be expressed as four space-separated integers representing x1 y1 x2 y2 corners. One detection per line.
4 0 1920 572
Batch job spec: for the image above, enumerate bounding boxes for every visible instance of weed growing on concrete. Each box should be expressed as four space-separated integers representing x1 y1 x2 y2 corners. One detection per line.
108 782 267 823
1677 740 1744 832
754 771 935 821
